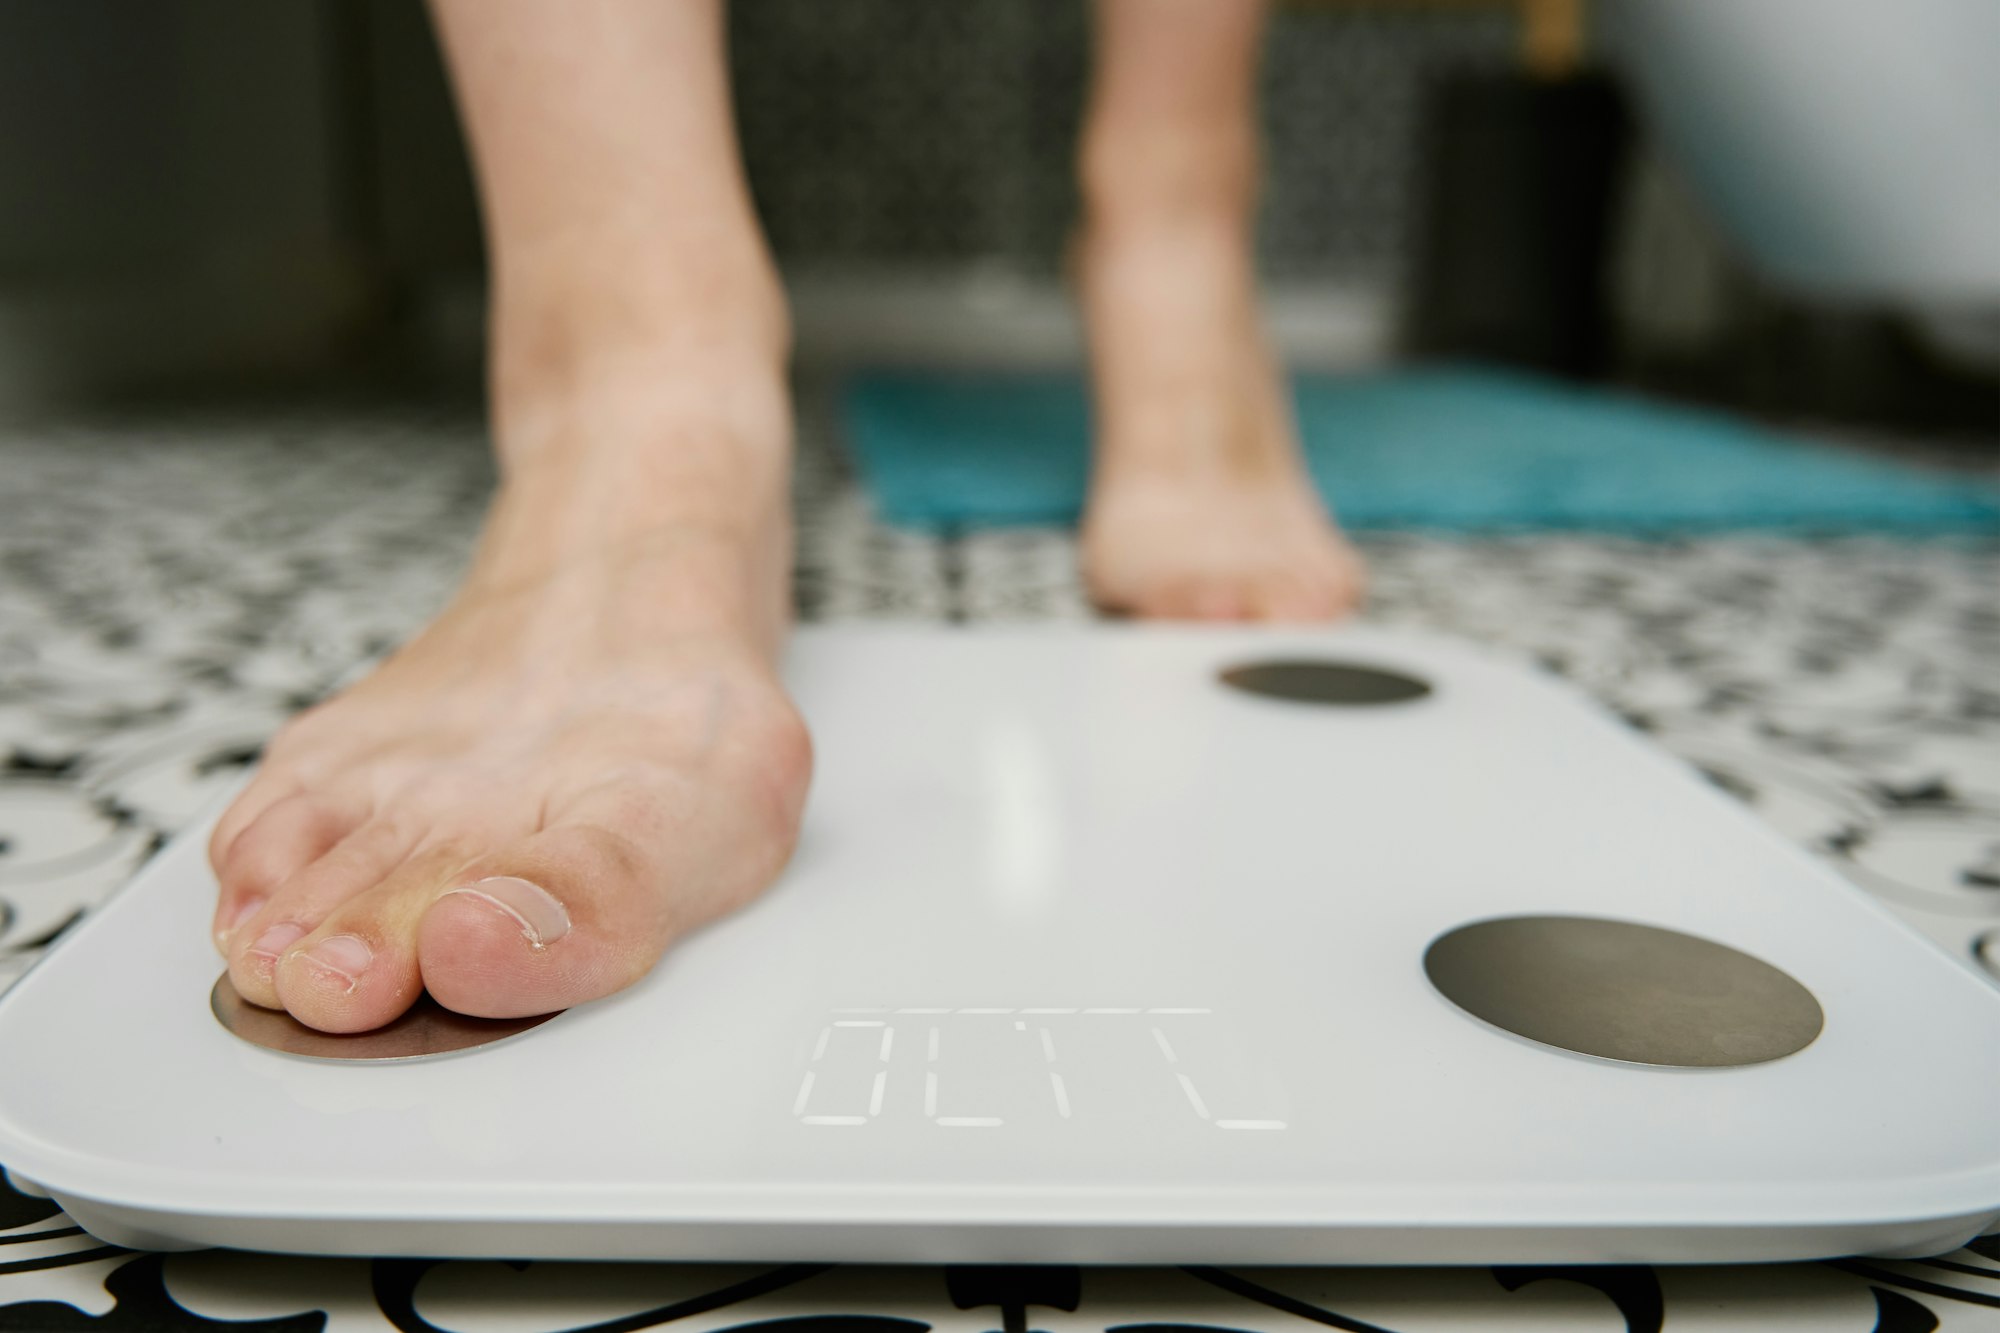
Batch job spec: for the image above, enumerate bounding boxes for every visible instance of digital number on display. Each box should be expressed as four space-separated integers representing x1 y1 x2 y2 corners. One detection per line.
791 1007 1286 1131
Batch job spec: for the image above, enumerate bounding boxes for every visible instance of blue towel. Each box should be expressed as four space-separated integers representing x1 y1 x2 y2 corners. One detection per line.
842 367 2000 534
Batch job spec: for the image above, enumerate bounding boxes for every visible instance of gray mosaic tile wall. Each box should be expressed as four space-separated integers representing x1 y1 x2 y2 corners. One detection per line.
729 1 1518 280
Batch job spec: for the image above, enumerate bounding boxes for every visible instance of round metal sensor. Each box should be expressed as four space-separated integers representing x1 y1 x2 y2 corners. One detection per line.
1219 659 1432 706
1423 915 1822 1068
210 974 560 1062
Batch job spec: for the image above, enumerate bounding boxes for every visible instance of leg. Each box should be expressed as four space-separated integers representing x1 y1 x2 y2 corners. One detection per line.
1077 0 1364 621
205 0 810 1032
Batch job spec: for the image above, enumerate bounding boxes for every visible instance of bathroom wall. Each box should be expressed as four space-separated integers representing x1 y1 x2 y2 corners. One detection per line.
0 0 370 406
0 0 1985 428
0 0 1530 402
364 0 1523 371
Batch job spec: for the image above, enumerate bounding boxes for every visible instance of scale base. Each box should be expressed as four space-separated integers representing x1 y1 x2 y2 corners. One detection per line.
3 627 1997 1265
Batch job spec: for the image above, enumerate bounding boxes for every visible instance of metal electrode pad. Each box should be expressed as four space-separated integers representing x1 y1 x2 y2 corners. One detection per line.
210 975 559 1062
1423 916 1823 1068
1219 660 1432 705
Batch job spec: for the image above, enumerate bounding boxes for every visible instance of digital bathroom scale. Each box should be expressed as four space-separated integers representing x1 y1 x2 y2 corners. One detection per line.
2 626 1997 1265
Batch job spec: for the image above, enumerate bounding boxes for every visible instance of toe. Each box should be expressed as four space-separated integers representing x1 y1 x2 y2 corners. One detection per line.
416 824 675 1020
1250 569 1347 622
208 769 301 880
210 792 360 952
267 847 468 1033
1187 579 1250 622
226 816 419 1008
1135 576 1201 620
275 926 415 1034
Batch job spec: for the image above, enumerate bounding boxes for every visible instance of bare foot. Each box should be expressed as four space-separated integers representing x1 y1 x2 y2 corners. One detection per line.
205 368 811 1033
1077 216 1365 622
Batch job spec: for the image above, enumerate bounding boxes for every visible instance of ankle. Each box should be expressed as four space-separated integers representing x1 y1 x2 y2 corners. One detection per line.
496 355 792 485
489 243 791 467
1079 119 1259 233
474 285 796 592
492 342 792 500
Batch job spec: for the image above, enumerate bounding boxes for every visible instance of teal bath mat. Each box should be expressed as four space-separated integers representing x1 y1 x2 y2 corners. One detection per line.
842 367 2000 533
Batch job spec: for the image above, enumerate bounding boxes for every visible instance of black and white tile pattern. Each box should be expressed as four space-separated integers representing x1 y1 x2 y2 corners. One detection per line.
2 395 1997 1328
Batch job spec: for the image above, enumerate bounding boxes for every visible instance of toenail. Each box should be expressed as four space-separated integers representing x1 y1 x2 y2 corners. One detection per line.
299 935 373 990
447 877 571 949
249 922 307 959
226 898 265 932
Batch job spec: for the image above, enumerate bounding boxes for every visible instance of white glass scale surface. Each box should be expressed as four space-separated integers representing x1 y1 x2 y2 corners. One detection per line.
2 626 1997 1265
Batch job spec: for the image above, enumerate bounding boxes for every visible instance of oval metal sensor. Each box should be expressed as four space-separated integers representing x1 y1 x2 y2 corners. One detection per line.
1423 915 1822 1068
1219 659 1431 706
210 974 560 1062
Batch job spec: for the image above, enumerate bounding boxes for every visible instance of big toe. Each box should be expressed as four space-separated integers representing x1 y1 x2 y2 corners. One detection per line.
416 825 682 1020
